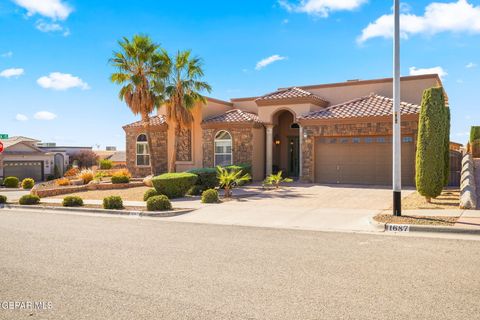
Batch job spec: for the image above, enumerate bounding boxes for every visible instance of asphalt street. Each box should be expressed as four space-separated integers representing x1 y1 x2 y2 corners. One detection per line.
0 209 479 319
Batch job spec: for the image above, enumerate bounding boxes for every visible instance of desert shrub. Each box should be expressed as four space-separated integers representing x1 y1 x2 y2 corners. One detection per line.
114 168 132 178
264 171 293 189
217 166 251 198
111 173 130 184
146 195 172 211
103 196 123 210
19 194 40 205
64 167 80 177
143 188 159 201
224 164 252 185
99 159 113 169
187 167 218 193
69 150 98 168
56 178 71 186
79 169 94 184
62 196 84 207
151 173 198 199
0 195 7 204
201 189 219 203
21 178 35 189
3 176 19 188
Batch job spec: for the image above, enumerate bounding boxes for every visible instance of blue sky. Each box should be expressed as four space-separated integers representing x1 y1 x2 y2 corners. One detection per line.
1 0 479 149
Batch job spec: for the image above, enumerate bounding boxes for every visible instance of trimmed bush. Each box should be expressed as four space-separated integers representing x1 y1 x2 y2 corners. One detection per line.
146 195 172 211
4 176 19 188
0 195 7 204
143 188 159 201
62 196 84 207
99 159 113 169
443 107 451 186
152 173 198 199
201 189 219 203
111 174 130 184
103 196 123 210
416 87 447 202
21 178 35 189
187 185 203 196
187 167 218 192
19 194 40 205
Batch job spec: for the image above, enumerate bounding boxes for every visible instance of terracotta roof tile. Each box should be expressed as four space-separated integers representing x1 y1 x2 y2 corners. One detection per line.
300 94 420 120
203 109 261 124
256 87 328 105
122 115 167 129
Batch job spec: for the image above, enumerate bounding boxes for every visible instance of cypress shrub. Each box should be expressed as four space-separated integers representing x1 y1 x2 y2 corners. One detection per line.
62 196 84 207
470 126 480 143
19 194 40 205
146 195 172 211
415 87 447 202
151 173 198 199
443 107 451 186
201 189 219 203
103 196 124 210
4 176 19 188
143 188 159 201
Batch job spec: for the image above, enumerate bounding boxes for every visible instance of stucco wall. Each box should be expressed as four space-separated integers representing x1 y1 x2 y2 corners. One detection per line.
252 126 266 180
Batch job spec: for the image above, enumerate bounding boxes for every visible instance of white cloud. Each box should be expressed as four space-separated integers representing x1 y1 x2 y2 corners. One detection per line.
0 68 25 78
34 111 57 121
13 0 72 20
466 62 477 68
1 51 13 58
15 114 28 121
255 55 287 70
37 72 90 90
358 0 480 43
34 20 70 36
279 0 367 17
409 66 448 79
282 18 289 24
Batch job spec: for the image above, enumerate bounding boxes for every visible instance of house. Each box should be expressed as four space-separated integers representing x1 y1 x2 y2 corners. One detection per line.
37 142 92 174
94 150 127 168
0 136 69 181
123 74 445 186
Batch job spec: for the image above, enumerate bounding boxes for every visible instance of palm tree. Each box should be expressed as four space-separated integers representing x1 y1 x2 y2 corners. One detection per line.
109 34 167 175
161 50 212 172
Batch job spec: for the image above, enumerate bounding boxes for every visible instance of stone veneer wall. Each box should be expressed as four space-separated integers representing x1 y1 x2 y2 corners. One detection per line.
176 128 192 161
125 127 168 177
300 120 418 182
202 126 254 168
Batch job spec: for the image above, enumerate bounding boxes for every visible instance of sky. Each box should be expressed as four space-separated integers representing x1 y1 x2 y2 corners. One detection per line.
1 0 479 150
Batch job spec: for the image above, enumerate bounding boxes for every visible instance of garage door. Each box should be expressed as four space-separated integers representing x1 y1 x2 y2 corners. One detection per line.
4 161 43 182
314 136 415 186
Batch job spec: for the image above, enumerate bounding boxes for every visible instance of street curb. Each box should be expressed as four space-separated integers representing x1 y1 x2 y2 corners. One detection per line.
0 204 194 217
370 218 480 235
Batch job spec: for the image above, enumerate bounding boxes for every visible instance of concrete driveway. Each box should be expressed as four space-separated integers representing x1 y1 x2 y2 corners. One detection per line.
167 184 415 232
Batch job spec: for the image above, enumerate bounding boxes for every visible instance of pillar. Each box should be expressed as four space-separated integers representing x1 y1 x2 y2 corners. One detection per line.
266 124 273 176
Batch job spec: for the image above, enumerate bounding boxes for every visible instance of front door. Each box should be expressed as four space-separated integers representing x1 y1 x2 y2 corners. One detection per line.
287 136 299 177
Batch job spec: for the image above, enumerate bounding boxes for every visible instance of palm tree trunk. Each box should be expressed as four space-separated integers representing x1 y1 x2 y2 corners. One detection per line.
143 122 158 176
169 122 178 173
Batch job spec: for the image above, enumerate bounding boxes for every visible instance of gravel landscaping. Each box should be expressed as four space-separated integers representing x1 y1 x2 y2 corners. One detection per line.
374 214 458 226
400 189 460 210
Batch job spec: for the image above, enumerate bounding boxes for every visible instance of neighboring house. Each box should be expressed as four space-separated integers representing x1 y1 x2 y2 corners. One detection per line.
0 137 69 181
37 143 92 175
94 150 127 167
123 74 446 185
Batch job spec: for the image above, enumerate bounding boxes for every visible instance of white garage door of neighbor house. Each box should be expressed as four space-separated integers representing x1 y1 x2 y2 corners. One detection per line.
314 136 415 186
4 161 43 182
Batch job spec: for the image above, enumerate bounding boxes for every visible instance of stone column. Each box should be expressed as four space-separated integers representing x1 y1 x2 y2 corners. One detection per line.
299 125 303 179
266 124 274 176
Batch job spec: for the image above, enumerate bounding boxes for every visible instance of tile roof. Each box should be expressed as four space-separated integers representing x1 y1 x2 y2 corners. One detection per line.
122 115 167 129
300 94 420 120
202 109 261 124
255 87 328 106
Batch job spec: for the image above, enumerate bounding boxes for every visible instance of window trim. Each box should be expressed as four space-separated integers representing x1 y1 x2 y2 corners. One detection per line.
214 130 233 167
136 134 150 167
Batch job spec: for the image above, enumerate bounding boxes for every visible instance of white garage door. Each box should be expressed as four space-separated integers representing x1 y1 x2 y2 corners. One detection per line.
4 161 43 182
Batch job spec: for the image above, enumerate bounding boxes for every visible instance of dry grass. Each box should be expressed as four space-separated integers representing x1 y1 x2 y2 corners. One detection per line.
48 186 151 201
374 214 458 226
401 189 460 210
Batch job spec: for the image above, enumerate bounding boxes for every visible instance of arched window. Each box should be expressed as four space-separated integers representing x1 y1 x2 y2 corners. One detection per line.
136 134 150 166
214 131 232 166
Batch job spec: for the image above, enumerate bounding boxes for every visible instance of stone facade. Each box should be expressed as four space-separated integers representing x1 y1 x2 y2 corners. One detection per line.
202 126 254 168
124 126 168 177
176 128 192 161
299 120 418 182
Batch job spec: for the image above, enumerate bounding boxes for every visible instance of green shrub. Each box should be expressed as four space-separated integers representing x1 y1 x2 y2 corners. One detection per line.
99 159 113 169
187 185 203 196
187 167 218 192
21 178 35 189
443 107 451 186
0 195 7 204
201 189 219 203
103 196 123 210
470 126 480 143
225 164 252 185
264 171 293 188
0 178 3 186
217 166 251 198
19 194 40 205
46 175 55 181
416 87 447 202
111 174 130 184
143 188 159 201
3 176 19 188
152 172 198 199
62 196 84 207
146 195 172 211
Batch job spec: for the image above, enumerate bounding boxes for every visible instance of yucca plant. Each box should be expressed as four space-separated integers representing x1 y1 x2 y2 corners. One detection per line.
216 166 251 198
264 171 293 189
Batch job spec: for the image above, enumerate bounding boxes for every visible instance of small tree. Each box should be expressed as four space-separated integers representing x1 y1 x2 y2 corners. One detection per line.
216 166 251 198
415 87 447 202
264 171 293 189
69 150 99 168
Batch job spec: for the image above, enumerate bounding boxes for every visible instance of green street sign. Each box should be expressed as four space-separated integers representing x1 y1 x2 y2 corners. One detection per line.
0 134 8 139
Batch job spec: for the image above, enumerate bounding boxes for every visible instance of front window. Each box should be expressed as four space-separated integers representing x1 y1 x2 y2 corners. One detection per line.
136 134 150 166
214 130 232 166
